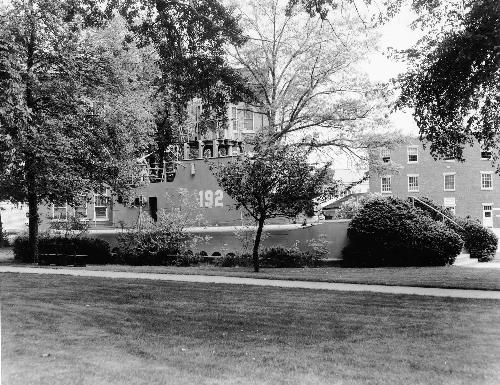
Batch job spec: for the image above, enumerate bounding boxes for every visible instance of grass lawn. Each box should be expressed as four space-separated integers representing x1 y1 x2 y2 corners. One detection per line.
1 274 500 385
2 247 500 290
9 262 500 290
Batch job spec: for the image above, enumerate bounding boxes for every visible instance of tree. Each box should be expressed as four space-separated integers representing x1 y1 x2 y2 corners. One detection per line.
396 0 500 166
227 0 396 161
214 135 330 272
0 1 154 261
119 0 255 161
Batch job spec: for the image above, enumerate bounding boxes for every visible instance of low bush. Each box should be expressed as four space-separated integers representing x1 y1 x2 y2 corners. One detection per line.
0 230 9 247
215 253 252 267
412 197 498 263
343 196 463 267
456 218 498 262
115 230 184 265
260 246 321 268
174 251 204 267
13 236 111 264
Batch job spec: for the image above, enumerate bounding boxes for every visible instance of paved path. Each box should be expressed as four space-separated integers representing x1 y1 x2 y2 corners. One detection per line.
1 266 500 299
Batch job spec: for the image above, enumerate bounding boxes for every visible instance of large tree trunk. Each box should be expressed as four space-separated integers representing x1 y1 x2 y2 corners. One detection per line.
26 0 38 262
0 210 3 248
252 217 266 272
27 180 39 263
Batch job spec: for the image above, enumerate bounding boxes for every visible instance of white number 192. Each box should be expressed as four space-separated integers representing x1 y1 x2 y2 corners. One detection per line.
199 189 223 208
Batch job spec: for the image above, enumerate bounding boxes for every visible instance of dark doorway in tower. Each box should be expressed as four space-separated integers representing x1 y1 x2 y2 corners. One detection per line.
149 197 158 222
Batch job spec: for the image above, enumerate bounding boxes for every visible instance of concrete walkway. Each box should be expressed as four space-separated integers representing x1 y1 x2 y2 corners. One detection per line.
1 266 500 299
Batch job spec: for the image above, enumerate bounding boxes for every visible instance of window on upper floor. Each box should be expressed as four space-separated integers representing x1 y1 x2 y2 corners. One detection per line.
381 176 392 193
443 173 455 191
481 171 493 190
407 146 418 163
380 148 390 162
243 110 254 132
408 174 419 192
481 151 492 160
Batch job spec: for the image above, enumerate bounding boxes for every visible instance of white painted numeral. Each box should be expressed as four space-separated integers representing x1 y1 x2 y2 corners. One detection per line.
198 189 223 208
214 190 223 207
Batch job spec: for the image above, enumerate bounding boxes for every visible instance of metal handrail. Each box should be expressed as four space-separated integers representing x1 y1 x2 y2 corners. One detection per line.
408 196 463 229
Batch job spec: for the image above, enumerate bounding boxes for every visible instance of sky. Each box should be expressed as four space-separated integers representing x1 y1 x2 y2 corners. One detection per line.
366 6 421 136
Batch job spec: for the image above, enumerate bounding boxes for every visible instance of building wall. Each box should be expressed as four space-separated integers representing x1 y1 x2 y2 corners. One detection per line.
369 139 500 227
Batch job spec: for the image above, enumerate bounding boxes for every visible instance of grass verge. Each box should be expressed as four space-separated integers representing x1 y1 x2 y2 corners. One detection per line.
2 247 500 290
1 273 500 385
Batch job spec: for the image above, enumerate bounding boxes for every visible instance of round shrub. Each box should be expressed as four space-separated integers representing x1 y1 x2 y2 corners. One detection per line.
456 218 498 262
342 196 463 267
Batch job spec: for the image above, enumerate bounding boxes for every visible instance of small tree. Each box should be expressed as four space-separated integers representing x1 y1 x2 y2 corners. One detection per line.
214 136 330 272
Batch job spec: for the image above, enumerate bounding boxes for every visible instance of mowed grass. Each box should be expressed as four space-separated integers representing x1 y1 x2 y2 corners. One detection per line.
2 274 500 385
22 263 500 290
2 248 500 290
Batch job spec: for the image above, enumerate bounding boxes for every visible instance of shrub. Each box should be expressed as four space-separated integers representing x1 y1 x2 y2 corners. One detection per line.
342 196 463 267
114 196 209 266
13 236 111 264
13 236 32 262
259 246 321 268
456 218 498 262
412 197 498 262
115 229 183 266
0 230 9 247
215 253 252 267
174 252 203 267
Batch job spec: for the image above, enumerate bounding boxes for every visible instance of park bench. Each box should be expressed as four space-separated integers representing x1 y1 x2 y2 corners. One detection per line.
38 252 87 267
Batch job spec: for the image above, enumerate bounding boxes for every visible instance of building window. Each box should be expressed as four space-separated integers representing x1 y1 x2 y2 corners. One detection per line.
243 110 254 132
408 174 419 192
481 172 493 190
481 151 492 160
443 173 455 191
443 197 456 215
73 203 88 220
380 148 390 162
407 146 418 163
381 176 391 193
94 187 110 221
52 204 67 220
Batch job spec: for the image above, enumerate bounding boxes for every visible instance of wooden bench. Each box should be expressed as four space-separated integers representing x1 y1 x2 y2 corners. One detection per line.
38 253 87 267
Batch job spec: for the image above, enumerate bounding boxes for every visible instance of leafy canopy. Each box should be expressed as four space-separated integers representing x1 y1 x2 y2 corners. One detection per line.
0 1 154 206
396 0 500 165
214 135 330 221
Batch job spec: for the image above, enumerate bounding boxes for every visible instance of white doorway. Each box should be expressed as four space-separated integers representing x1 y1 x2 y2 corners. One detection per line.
482 204 493 228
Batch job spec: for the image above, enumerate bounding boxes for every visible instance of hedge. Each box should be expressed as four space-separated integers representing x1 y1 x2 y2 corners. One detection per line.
13 236 112 264
342 196 463 267
411 197 498 262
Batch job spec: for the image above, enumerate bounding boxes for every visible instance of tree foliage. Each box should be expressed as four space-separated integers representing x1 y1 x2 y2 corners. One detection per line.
227 0 399 176
0 0 154 260
214 135 330 271
396 0 500 165
119 0 255 154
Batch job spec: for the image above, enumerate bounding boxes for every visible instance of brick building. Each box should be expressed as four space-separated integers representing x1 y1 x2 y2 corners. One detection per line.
369 139 500 228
